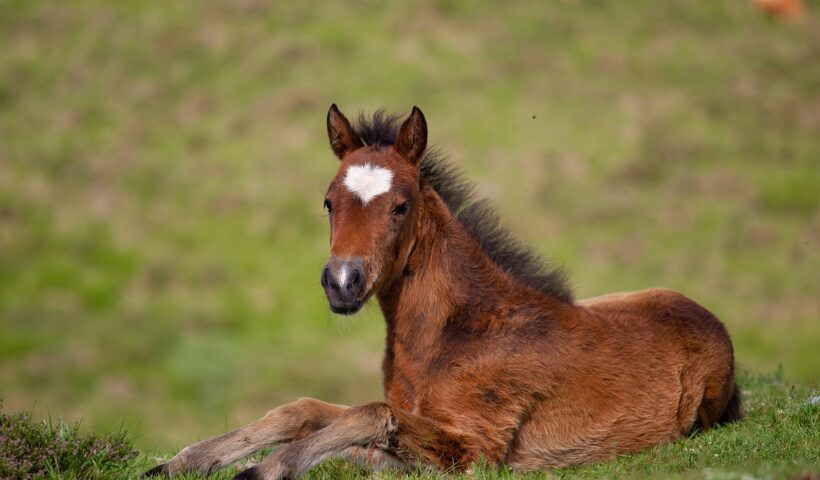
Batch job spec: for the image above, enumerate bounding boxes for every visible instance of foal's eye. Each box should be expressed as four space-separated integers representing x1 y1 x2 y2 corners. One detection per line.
391 202 410 216
323 199 332 213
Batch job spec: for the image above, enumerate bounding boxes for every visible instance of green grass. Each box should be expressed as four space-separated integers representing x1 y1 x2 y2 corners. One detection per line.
2 371 817 479
0 0 818 475
0 402 136 479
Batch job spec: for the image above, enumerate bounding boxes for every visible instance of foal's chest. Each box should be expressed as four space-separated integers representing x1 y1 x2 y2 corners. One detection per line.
382 334 439 409
383 335 475 416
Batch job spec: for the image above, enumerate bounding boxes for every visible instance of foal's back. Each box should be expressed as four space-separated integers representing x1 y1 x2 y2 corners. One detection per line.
505 288 737 469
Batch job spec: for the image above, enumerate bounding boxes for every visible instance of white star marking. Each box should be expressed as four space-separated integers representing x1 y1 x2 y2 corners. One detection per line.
343 163 393 205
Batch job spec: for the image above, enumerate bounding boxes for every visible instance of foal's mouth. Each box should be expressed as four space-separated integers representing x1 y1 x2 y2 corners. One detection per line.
328 289 373 316
329 303 362 315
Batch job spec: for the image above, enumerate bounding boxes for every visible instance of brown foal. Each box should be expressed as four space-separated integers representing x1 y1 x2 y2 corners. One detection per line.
146 105 740 479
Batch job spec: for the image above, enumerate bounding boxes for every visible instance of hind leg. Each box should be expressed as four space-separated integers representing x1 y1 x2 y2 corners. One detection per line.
144 398 347 477
675 366 704 435
696 370 737 430
676 361 735 434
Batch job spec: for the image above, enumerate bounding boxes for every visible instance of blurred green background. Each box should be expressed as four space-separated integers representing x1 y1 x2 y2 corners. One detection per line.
1 0 818 452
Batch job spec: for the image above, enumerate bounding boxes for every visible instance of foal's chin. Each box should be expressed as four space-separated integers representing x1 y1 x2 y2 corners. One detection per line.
329 302 364 315
327 291 372 316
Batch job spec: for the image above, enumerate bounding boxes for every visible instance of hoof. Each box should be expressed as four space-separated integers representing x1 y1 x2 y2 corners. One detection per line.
233 466 262 480
142 463 168 477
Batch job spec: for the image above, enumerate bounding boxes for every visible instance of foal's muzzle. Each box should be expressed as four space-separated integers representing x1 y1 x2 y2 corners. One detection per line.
321 257 367 315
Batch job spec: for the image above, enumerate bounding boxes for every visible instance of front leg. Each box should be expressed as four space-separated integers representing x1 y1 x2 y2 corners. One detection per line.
233 402 492 479
144 398 347 477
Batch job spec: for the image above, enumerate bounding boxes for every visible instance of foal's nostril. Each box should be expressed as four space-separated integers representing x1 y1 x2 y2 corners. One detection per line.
321 266 334 290
347 269 360 290
345 267 365 296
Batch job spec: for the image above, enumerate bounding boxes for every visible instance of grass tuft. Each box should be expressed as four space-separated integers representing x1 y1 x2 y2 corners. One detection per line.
0 402 137 480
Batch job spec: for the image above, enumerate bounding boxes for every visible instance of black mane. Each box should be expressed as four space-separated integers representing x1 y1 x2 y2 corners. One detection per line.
353 111 574 304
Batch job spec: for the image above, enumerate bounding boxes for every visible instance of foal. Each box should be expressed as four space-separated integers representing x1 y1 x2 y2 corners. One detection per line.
147 105 740 479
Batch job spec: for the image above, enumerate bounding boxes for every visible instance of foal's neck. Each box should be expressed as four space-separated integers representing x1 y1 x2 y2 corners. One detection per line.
377 187 538 340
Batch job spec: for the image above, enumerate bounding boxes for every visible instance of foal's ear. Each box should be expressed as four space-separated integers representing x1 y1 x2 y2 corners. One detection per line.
395 106 427 165
327 104 364 160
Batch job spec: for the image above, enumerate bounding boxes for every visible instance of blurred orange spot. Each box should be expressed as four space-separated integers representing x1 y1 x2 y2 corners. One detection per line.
754 0 805 19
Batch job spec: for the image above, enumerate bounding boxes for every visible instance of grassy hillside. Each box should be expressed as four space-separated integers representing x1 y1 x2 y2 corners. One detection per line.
2 372 818 479
1 0 818 461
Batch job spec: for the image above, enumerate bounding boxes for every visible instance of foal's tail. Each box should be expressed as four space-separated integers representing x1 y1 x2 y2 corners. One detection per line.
717 383 743 425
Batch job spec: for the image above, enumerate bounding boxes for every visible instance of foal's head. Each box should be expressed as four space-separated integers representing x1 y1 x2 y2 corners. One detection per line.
320 105 427 314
